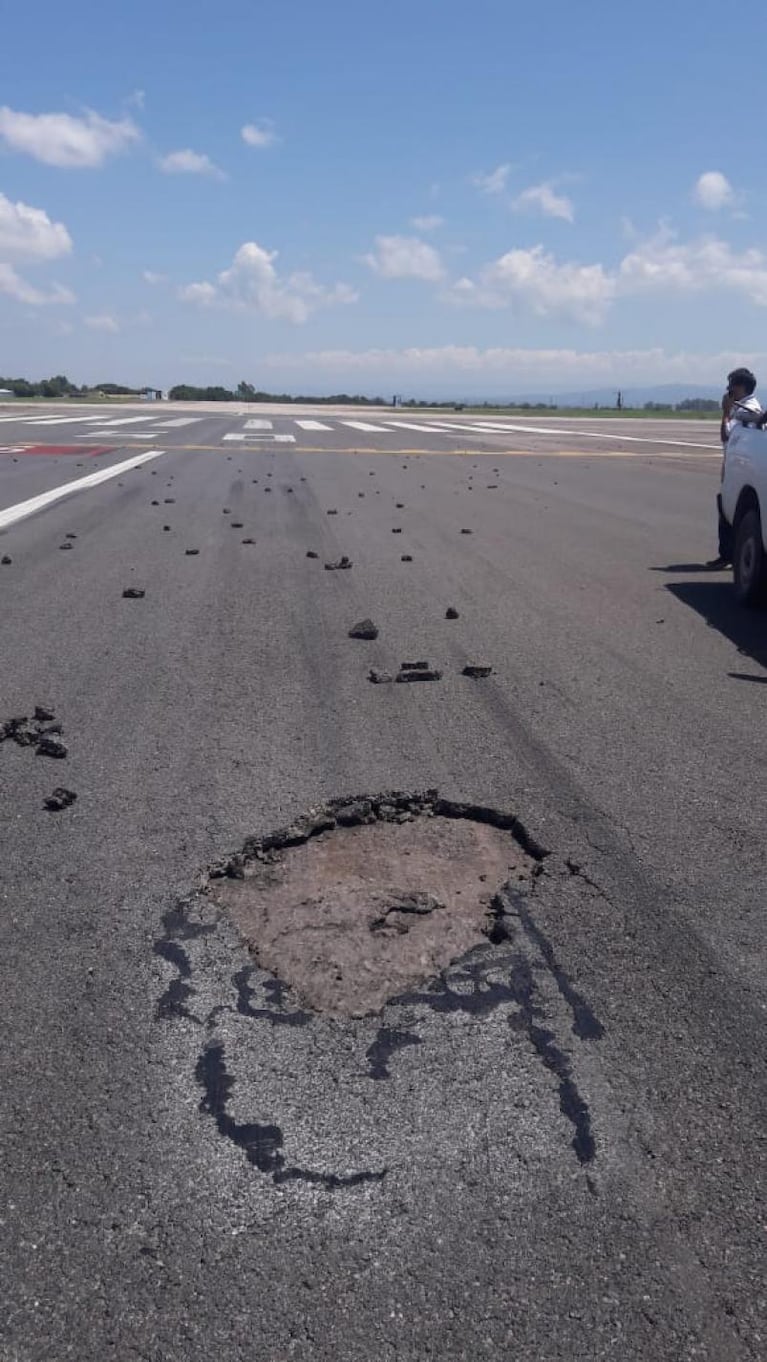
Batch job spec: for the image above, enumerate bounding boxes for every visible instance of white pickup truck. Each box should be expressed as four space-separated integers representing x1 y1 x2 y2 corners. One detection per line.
720 423 767 604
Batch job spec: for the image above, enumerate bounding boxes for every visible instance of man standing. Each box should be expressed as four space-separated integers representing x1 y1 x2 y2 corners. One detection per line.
708 367 762 569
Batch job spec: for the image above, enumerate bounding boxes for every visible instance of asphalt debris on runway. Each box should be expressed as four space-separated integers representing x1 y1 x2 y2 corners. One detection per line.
401 554 413 562
348 619 379 640
185 549 199 556
369 669 394 684
36 734 68 758
306 550 318 559
122 587 146 598
44 787 77 813
463 665 493 679
396 667 442 683
325 556 352 570
446 607 460 619
1 554 11 565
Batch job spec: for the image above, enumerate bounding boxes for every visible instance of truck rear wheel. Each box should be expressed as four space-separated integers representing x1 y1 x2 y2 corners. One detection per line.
734 508 767 606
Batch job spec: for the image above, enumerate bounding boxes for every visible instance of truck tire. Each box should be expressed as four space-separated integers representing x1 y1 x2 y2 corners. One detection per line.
733 508 767 606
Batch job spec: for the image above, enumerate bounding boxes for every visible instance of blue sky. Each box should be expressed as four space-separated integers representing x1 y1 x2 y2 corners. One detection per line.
2 0 767 396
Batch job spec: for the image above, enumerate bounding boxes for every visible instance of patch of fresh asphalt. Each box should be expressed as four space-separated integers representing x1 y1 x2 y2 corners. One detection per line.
0 418 765 1361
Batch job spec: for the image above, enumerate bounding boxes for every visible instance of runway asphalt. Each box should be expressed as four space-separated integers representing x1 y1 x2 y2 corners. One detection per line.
1 403 764 1361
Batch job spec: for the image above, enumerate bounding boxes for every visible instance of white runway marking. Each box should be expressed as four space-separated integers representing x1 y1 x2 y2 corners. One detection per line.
18 415 111 426
0 449 167 531
222 433 247 441
153 417 201 428
274 434 296 443
91 415 159 428
244 419 273 430
385 421 464 433
465 421 719 451
295 420 332 431
341 421 390 432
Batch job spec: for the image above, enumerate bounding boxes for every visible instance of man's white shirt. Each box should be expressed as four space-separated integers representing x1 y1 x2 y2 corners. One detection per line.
725 394 762 439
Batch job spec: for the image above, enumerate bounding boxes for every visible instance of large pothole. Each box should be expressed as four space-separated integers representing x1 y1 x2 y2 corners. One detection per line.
205 791 540 1017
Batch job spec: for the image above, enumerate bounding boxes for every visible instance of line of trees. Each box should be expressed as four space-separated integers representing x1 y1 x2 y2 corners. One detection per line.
0 374 723 412
168 380 390 404
0 374 147 398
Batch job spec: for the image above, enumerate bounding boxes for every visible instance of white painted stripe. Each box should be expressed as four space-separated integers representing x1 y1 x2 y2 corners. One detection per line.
295 419 332 431
274 434 296 443
0 449 167 531
93 415 158 427
385 421 461 433
244 419 273 430
152 417 201 428
465 421 718 451
22 415 110 426
341 421 390 432
223 433 247 441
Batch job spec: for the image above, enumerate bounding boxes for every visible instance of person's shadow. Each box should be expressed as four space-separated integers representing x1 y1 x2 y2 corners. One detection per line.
657 571 767 681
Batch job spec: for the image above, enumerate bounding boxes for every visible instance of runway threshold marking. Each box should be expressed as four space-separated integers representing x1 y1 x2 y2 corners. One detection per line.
0 449 167 531
464 421 719 451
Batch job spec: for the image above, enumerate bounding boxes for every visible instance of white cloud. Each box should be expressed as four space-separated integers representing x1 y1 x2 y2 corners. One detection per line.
127 89 146 111
618 230 767 304
473 163 511 195
449 245 614 324
410 215 444 231
158 149 225 179
265 344 767 388
694 171 734 211
0 106 140 168
85 313 119 332
513 182 574 222
0 193 72 261
241 122 277 148
364 234 445 282
179 241 358 323
142 270 167 284
0 264 74 305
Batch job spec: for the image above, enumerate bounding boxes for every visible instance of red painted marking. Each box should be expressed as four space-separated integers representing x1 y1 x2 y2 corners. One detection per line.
20 444 113 457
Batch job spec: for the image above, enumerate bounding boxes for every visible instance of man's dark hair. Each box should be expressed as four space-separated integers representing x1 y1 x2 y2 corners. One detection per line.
728 367 757 395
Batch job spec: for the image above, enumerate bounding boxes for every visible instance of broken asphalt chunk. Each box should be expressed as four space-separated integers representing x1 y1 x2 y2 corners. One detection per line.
36 734 68 759
401 660 430 671
324 556 352 570
401 554 413 562
463 664 492 678
122 587 145 598
185 549 199 556
349 619 379 640
1 555 11 565
460 528 473 534
396 668 442 682
231 522 244 528
306 550 318 559
44 787 77 812
59 543 73 551
327 509 338 515
241 537 255 544
392 527 402 534
34 706 55 723
446 607 459 619
368 669 394 684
